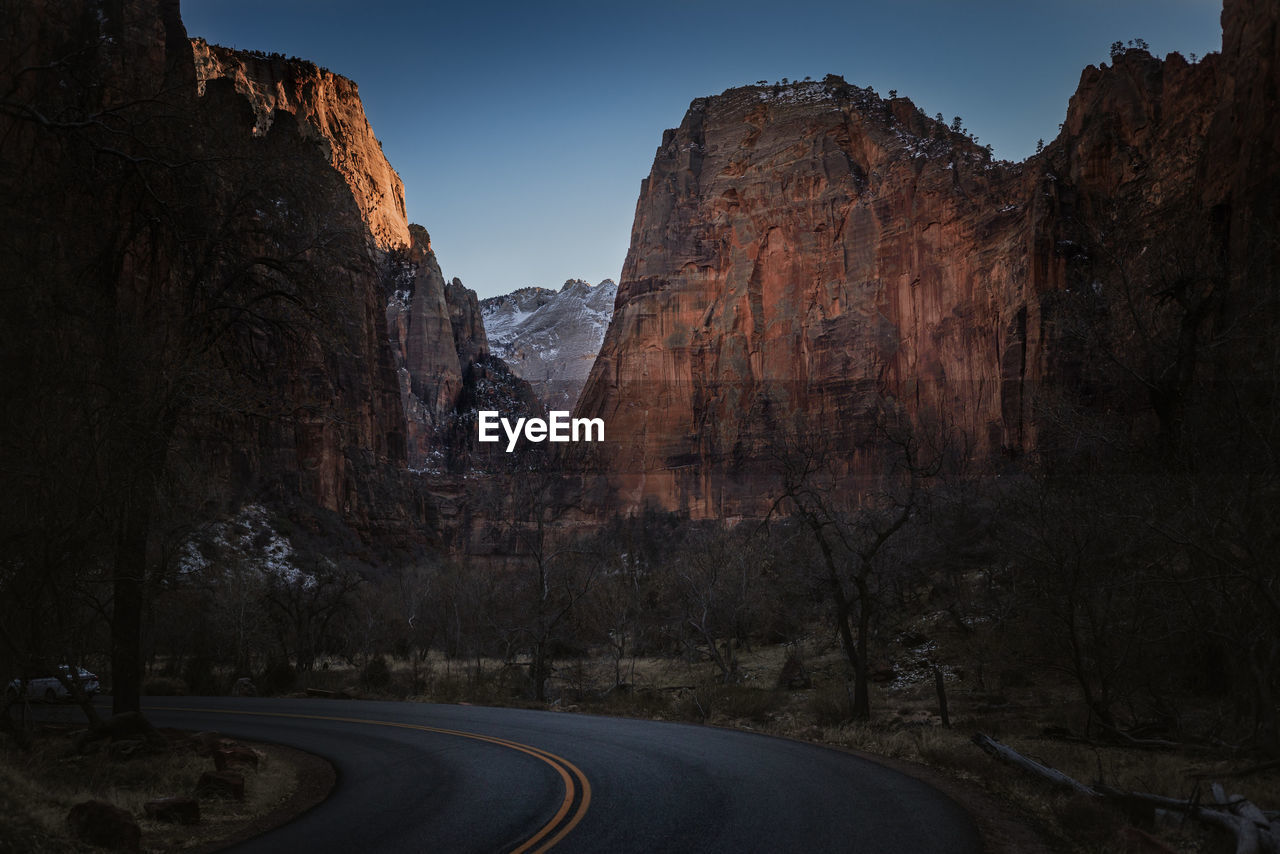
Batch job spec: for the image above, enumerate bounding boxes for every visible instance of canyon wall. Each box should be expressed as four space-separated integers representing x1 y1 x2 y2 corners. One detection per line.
576 0 1279 519
0 0 446 546
191 39 411 251
385 225 500 470
188 31 509 524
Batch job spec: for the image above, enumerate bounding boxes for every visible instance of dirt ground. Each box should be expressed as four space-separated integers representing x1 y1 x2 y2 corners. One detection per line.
0 720 333 853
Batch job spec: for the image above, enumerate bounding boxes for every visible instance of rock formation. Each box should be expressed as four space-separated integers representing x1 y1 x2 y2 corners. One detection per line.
384 225 506 470
191 39 411 250
576 0 1279 518
184 34 512 515
0 0 433 546
483 278 618 409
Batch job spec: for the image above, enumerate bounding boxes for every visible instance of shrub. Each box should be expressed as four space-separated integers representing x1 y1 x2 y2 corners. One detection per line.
809 682 854 726
182 656 219 695
361 657 391 691
678 683 718 722
259 660 296 695
713 686 783 723
143 676 186 696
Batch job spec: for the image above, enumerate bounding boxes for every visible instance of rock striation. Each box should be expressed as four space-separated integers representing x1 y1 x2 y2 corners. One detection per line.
575 0 1280 518
483 278 618 409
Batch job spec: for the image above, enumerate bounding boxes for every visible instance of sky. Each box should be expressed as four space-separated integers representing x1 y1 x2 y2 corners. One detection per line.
181 0 1223 300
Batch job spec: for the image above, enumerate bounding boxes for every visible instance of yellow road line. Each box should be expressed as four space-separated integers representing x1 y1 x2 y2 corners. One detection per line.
151 705 591 852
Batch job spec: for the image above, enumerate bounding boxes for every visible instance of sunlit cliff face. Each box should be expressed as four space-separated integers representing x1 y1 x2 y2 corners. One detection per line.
576 0 1279 519
192 38 411 251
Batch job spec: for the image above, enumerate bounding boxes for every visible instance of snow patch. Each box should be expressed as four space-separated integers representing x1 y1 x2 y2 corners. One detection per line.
178 504 315 590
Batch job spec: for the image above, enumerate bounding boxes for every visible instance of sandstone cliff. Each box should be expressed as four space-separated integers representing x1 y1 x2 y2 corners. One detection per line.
188 37 509 507
191 39 411 250
575 78 1024 517
1 0 430 546
189 40 502 481
385 225 501 470
576 0 1279 518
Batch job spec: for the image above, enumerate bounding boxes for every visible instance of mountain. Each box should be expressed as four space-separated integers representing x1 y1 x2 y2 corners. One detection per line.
191 39 411 251
193 37 535 485
0 0 513 552
575 0 1280 518
482 279 618 409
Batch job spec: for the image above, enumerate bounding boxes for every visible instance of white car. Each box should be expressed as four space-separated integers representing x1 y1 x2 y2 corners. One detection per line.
6 666 100 703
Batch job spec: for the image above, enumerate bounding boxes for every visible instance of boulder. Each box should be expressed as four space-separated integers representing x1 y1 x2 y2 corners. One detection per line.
66 800 140 851
213 745 261 771
144 796 200 825
195 770 245 801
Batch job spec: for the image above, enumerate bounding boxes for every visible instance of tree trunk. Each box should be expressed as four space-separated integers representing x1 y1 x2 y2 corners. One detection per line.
851 575 872 720
935 667 950 728
810 517 863 715
532 641 547 702
112 499 149 715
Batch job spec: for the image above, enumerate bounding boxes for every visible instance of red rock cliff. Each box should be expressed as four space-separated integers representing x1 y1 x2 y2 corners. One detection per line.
1 0 429 542
191 39 412 251
576 0 1279 519
385 225 493 469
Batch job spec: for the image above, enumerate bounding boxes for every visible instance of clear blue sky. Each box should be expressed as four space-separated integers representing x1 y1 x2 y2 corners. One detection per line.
182 0 1223 300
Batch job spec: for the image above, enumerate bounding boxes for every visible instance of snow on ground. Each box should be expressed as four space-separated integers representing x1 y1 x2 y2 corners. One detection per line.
178 504 315 590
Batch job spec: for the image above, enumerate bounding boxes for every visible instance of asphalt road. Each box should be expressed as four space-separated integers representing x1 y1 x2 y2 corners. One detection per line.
126 697 980 853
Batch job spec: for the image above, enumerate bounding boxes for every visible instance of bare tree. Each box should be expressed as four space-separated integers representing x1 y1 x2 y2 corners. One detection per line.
768 403 945 719
484 454 600 702
666 525 760 684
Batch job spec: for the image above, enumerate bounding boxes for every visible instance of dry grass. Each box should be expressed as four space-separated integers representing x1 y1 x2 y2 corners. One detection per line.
0 725 301 853
137 622 1276 854
334 638 1264 854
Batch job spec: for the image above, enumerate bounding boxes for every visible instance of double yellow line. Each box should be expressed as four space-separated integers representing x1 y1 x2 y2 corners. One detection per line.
156 706 591 853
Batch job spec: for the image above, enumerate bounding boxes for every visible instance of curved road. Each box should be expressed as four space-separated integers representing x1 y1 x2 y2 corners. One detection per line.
134 697 980 853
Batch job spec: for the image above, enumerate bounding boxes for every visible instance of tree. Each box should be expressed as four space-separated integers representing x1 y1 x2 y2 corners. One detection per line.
485 453 599 701
769 403 945 719
1001 473 1173 735
1020 199 1280 749
666 525 762 684
263 559 364 674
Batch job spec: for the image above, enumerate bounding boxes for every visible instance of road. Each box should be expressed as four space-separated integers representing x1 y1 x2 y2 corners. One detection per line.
131 697 980 853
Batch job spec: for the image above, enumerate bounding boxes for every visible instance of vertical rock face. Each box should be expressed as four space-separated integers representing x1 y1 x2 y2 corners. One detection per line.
1 0 427 542
191 39 411 250
482 278 618 409
577 0 1279 519
576 80 1026 517
188 37 507 503
190 40 503 479
384 226 494 469
447 277 489 369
